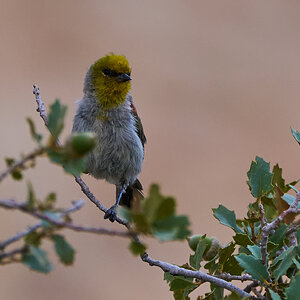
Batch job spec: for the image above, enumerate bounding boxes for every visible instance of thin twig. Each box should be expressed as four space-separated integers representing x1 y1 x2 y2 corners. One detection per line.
0 148 44 183
33 84 48 125
0 246 26 261
0 200 85 249
0 199 129 239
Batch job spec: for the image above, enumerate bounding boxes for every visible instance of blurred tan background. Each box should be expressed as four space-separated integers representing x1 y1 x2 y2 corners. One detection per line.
1 0 300 299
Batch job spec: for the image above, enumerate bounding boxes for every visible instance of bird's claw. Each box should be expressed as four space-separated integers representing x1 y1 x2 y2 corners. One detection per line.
104 205 117 222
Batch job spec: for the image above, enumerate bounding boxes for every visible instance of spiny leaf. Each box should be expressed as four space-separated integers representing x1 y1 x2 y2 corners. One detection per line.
247 156 273 198
51 234 75 265
213 205 242 233
47 99 67 138
235 254 269 281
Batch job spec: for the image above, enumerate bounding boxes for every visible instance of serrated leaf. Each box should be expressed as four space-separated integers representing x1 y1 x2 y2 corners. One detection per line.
189 237 209 270
270 224 287 246
235 254 269 281
272 164 285 191
291 127 300 145
26 117 42 143
51 234 75 265
268 290 281 300
213 205 242 233
47 99 67 138
247 156 273 198
233 233 254 247
129 241 146 256
164 273 197 300
143 184 165 224
273 247 296 281
285 272 300 300
155 197 175 220
247 245 261 259
22 246 53 273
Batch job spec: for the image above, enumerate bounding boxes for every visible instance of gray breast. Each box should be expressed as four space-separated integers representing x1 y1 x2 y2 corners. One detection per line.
73 95 144 186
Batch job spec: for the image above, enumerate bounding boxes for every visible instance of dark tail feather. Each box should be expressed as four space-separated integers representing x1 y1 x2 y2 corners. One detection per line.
118 179 144 210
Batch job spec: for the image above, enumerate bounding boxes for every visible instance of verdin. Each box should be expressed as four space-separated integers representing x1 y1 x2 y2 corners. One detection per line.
72 54 146 222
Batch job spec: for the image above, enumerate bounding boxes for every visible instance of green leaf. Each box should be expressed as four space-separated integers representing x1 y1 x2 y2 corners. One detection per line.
22 246 53 273
26 117 42 143
47 99 67 138
164 273 198 300
129 241 146 256
41 212 61 228
51 234 75 265
233 233 254 247
291 127 300 145
24 231 42 247
155 197 175 220
152 215 191 241
235 254 269 281
63 157 87 177
5 158 23 181
247 245 261 259
272 247 296 281
268 290 281 300
223 291 243 299
143 184 165 224
26 182 36 209
285 272 300 300
213 205 242 233
247 156 273 198
272 164 285 190
189 236 209 269
282 193 300 209
270 224 287 246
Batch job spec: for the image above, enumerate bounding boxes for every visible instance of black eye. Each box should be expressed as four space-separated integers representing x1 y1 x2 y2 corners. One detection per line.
102 68 118 77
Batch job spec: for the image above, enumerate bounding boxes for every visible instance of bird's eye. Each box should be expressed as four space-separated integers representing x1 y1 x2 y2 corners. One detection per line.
102 68 118 77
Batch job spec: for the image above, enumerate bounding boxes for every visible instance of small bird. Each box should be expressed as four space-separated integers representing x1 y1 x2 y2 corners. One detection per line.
72 54 146 222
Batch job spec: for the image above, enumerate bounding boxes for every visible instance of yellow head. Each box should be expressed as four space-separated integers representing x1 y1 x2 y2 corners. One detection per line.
90 54 132 110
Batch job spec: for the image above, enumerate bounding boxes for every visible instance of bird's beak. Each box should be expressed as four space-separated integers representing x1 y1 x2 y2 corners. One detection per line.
115 73 132 82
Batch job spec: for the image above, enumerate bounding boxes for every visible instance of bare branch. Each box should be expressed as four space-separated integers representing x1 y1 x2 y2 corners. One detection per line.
0 148 44 183
216 272 256 282
0 199 129 241
0 200 84 249
0 246 26 262
33 84 48 125
141 253 256 299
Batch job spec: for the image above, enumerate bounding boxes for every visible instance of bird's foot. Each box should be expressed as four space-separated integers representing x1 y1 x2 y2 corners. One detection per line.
104 205 117 222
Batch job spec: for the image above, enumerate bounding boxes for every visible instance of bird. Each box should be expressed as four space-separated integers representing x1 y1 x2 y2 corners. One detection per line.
72 54 146 222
